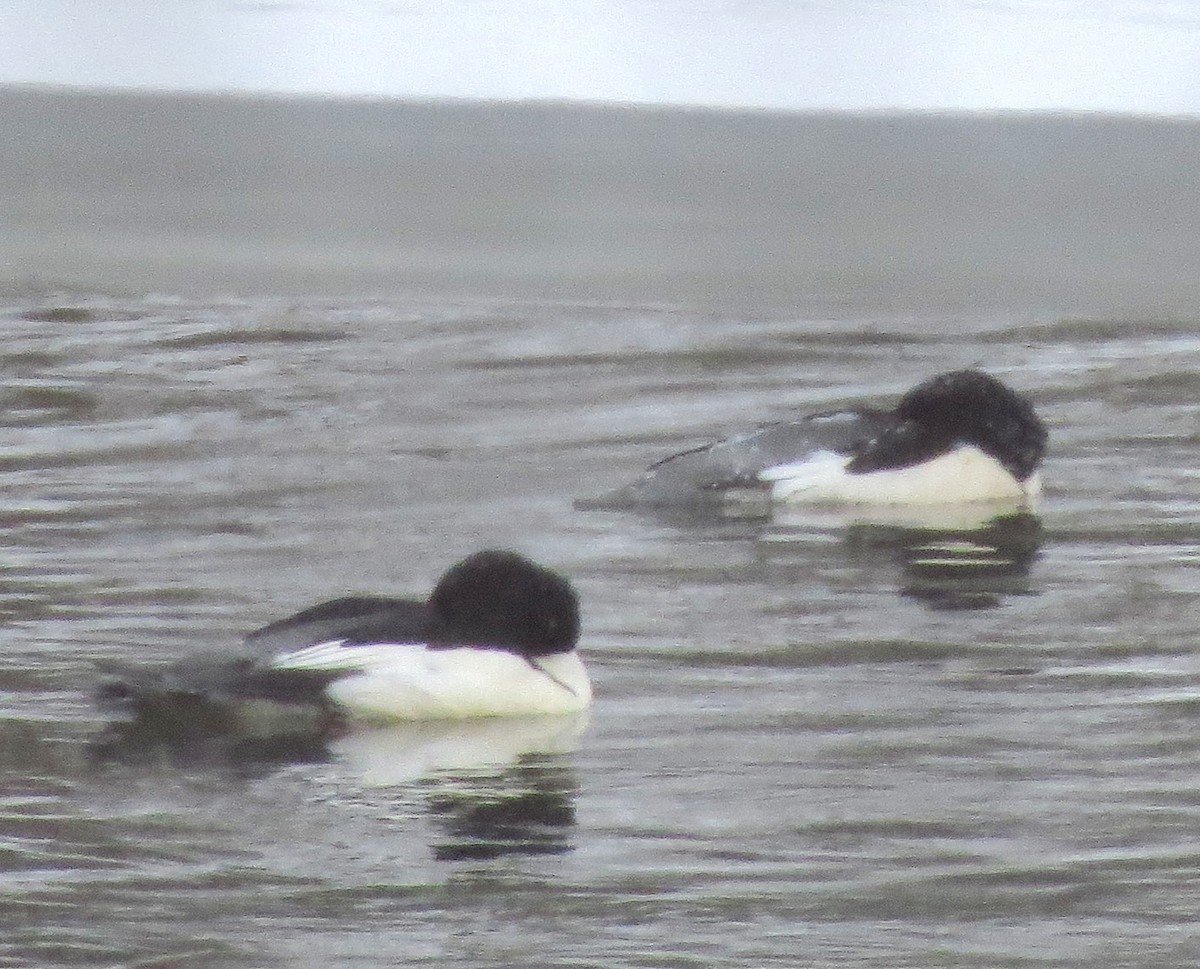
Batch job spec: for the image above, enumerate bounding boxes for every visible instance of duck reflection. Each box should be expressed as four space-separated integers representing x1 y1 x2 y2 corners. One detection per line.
88 704 330 776
769 504 1044 610
91 711 586 859
846 511 1042 610
422 758 578 861
329 713 587 785
608 494 1046 611
332 715 585 861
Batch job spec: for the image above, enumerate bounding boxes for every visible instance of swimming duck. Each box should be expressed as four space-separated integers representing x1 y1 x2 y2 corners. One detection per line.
98 550 591 736
594 369 1046 508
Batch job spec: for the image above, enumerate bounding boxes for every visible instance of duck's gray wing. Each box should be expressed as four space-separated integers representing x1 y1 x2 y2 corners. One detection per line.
244 596 431 656
97 597 434 714
95 651 342 715
588 408 895 507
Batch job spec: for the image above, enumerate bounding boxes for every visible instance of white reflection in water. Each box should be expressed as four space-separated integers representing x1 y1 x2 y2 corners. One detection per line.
330 712 591 786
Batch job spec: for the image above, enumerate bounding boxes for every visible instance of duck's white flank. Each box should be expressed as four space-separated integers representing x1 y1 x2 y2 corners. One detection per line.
760 445 1041 505
270 640 591 721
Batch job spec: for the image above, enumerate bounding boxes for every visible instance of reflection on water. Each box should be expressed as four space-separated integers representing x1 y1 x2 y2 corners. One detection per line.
886 513 1043 611
612 500 1046 611
819 510 1045 611
335 717 586 860
90 711 586 864
88 712 332 776
331 714 589 786
423 759 579 862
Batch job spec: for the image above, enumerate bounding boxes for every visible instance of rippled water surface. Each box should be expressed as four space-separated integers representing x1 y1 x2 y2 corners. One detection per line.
2 291 1200 967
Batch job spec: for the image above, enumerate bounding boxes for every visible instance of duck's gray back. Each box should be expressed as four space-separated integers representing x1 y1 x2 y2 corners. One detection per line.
588 408 890 507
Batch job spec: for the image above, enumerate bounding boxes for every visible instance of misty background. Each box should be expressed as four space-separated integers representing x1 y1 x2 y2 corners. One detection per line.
3 0 1200 114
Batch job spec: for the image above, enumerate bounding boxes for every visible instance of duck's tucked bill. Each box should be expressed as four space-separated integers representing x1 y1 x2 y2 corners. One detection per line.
583 369 1047 510
96 550 591 749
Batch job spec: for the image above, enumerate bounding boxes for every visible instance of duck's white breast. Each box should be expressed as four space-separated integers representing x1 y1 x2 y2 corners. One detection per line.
273 641 591 721
761 445 1036 505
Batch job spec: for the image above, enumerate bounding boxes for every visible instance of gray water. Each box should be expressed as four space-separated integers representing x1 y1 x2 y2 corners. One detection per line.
3 89 1200 967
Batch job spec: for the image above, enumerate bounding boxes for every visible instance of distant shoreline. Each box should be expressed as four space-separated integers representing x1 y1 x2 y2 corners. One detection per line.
7 81 1200 122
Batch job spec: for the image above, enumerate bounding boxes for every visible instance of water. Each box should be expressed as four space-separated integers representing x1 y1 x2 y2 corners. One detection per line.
3 90 1200 967
5 88 1200 315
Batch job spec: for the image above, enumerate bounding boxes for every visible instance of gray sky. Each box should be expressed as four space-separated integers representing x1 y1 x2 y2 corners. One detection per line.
3 0 1200 113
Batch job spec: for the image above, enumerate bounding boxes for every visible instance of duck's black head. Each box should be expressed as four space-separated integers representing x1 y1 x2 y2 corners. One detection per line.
891 369 1048 481
430 550 581 657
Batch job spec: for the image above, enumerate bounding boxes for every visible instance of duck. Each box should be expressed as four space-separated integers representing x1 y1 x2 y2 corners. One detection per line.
97 550 591 738
591 369 1047 508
